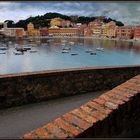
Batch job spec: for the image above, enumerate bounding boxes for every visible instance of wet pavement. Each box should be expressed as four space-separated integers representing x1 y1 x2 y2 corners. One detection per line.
0 91 105 138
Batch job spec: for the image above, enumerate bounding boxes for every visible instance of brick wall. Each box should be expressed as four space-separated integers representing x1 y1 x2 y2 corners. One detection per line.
0 65 140 109
23 75 140 138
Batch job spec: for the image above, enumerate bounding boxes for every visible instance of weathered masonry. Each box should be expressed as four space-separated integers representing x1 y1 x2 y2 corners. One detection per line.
0 65 140 109
23 74 140 138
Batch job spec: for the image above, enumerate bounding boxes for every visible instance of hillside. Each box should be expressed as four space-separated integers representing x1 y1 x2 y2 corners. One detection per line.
4 12 124 30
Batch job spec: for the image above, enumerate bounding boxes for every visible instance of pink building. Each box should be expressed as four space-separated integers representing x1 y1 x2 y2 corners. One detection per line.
117 26 134 39
40 28 48 36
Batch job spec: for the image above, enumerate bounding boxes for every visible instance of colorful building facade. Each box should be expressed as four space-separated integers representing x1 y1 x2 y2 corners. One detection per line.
39 28 48 36
134 26 140 40
48 26 79 36
117 26 134 39
27 22 40 36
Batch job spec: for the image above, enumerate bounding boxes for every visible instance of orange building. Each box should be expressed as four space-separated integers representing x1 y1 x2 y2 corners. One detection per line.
134 26 140 40
84 27 93 37
16 29 24 38
48 26 79 37
117 26 134 39
27 22 40 36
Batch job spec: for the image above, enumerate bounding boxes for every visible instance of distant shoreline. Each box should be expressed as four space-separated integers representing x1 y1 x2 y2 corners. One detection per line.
2 36 140 43
26 36 140 43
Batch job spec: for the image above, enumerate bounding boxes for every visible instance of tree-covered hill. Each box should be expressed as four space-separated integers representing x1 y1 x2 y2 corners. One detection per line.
4 12 124 30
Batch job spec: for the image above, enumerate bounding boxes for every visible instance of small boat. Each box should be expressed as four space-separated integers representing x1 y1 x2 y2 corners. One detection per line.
13 52 24 55
62 47 71 50
30 50 37 53
90 52 97 55
85 50 93 53
62 50 69 53
0 47 7 50
23 47 31 50
69 42 75 45
96 47 104 51
15 47 26 52
61 43 66 46
0 52 6 54
61 40 67 43
71 53 78 55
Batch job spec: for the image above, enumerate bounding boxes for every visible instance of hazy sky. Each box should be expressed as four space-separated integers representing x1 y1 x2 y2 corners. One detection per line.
0 1 140 25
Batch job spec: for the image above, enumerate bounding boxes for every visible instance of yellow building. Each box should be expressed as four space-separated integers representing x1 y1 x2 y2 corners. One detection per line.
102 24 108 37
92 26 102 37
106 21 117 38
50 18 62 27
27 22 40 36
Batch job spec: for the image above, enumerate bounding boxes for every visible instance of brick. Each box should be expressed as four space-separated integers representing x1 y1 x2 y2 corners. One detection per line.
54 118 81 137
115 86 137 96
34 127 54 138
100 94 124 106
44 122 68 138
105 101 118 110
106 91 129 102
93 98 106 105
80 105 106 121
111 88 134 98
63 113 92 130
87 101 112 115
71 108 97 124
23 133 36 139
122 84 140 92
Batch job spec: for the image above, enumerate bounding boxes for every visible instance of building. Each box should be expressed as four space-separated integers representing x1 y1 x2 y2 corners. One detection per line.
92 26 102 37
48 26 79 37
134 26 140 40
84 27 93 37
40 28 48 36
106 21 117 38
79 24 87 36
27 22 40 36
50 18 62 27
0 22 25 38
117 26 134 39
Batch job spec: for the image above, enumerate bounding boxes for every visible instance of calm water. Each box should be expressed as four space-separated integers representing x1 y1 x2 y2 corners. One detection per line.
0 37 140 75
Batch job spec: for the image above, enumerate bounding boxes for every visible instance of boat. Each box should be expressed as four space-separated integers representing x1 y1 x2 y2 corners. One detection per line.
61 40 67 43
96 47 104 51
69 42 75 45
61 43 66 46
85 50 93 53
0 52 6 54
30 50 37 53
71 53 78 55
15 47 26 52
13 51 24 55
0 47 7 50
62 47 71 50
23 47 31 50
90 52 97 55
62 50 69 53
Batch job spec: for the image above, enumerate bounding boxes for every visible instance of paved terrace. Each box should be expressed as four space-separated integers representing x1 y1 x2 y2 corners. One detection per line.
0 90 105 138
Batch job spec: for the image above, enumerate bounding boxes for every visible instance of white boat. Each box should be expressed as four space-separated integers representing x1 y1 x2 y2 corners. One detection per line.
71 53 78 55
13 51 24 55
96 47 104 51
61 40 67 43
62 50 69 53
30 50 37 53
0 47 7 50
0 52 6 54
69 42 75 45
62 47 71 50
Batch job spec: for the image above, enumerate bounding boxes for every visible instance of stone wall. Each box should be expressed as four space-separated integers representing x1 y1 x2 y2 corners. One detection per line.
23 75 140 138
0 65 140 109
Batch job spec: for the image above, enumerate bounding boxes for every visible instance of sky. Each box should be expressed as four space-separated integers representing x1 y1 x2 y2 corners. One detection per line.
0 1 140 25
